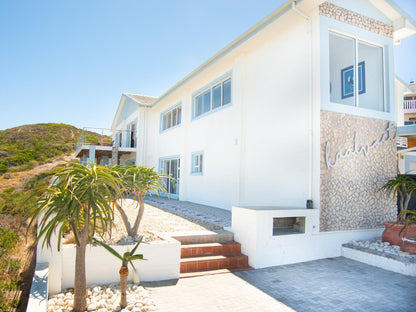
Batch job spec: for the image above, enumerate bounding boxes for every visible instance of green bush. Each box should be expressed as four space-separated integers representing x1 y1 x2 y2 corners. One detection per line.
0 226 19 252
0 164 7 174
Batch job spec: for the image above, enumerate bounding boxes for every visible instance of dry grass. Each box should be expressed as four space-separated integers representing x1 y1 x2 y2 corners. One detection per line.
0 154 74 192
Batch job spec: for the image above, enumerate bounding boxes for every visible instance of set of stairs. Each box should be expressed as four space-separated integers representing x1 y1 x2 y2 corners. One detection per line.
172 230 252 278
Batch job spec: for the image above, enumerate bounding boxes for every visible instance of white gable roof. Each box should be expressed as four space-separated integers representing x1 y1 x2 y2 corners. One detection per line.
111 93 158 129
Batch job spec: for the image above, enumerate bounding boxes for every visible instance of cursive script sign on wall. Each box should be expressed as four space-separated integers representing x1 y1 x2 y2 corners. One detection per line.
325 122 396 169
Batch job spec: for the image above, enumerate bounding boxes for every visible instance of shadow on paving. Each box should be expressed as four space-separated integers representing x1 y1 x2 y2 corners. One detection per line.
232 257 416 312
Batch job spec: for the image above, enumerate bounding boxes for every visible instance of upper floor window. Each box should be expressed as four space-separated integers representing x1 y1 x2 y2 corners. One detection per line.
329 32 385 111
193 78 231 118
161 105 181 131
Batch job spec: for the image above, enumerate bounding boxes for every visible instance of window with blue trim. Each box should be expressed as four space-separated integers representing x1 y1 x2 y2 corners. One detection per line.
194 78 231 118
329 32 385 111
191 152 203 174
161 105 181 131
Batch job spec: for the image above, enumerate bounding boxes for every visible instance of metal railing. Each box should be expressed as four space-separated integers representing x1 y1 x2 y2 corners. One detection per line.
403 100 416 111
75 127 136 155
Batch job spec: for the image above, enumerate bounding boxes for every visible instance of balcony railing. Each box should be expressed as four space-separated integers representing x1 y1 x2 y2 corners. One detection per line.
75 127 136 155
403 100 416 112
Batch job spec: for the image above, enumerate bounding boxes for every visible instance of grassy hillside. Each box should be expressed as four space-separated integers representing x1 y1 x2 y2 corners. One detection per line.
0 123 81 173
0 170 57 312
0 123 108 311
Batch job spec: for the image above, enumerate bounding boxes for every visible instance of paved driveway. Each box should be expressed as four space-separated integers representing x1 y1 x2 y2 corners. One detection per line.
143 257 416 312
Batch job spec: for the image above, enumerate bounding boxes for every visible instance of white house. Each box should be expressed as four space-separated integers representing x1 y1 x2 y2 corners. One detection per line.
76 0 416 267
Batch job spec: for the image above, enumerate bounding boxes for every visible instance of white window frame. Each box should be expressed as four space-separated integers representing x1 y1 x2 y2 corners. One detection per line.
191 152 203 175
329 30 386 112
320 16 395 121
192 75 232 119
160 103 182 132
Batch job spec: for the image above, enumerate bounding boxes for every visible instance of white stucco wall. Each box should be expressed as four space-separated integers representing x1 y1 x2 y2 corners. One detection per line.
140 8 316 210
38 238 181 295
241 18 311 208
232 206 383 268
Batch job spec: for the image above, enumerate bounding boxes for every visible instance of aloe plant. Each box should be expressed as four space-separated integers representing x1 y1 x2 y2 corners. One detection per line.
397 209 416 236
26 162 121 312
92 236 145 308
113 166 169 236
380 174 416 220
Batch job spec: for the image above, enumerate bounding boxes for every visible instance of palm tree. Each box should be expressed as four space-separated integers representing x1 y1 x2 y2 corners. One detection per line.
380 174 416 220
92 236 144 308
114 166 168 237
26 162 121 312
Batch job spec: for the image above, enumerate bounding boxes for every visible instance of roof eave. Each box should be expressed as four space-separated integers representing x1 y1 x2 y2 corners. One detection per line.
151 0 309 108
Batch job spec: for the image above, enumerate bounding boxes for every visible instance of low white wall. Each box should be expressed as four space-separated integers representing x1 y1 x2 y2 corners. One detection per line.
342 246 416 276
26 263 48 312
39 237 181 295
232 206 383 268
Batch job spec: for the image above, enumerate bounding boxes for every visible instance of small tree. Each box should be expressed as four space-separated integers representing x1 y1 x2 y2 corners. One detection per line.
114 166 168 237
380 174 416 221
92 236 144 308
26 162 121 312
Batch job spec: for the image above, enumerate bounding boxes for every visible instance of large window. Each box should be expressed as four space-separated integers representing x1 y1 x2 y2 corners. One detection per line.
194 78 231 118
329 32 385 111
161 105 181 131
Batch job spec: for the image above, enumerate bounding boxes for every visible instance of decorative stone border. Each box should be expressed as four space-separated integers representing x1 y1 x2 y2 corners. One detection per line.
319 2 393 38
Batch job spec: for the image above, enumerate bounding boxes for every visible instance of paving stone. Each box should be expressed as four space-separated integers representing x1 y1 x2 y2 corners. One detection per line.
144 257 416 312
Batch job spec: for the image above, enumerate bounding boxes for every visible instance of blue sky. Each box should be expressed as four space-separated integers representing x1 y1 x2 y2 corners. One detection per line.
0 0 415 131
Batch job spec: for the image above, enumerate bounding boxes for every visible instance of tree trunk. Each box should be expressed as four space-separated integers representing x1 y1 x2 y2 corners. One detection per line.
119 266 129 308
73 220 90 312
115 202 134 236
131 199 144 236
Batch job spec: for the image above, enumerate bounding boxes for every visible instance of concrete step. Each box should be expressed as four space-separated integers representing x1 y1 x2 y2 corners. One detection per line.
180 254 249 273
181 241 241 258
171 230 234 244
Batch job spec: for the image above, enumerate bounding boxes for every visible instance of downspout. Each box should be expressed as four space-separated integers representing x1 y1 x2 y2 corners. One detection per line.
291 1 314 204
142 108 147 166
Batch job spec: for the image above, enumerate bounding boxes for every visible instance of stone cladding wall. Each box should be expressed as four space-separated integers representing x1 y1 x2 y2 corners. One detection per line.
320 110 397 231
319 2 393 38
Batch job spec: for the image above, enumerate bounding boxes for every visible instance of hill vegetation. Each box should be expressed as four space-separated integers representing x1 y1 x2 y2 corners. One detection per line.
0 123 105 311
0 123 81 174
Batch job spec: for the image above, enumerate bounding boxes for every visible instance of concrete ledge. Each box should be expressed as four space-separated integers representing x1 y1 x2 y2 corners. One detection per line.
27 263 48 312
342 244 416 276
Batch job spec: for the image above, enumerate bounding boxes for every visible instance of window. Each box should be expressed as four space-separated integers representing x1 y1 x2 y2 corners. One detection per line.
161 105 182 131
194 78 231 118
191 152 203 174
329 32 385 111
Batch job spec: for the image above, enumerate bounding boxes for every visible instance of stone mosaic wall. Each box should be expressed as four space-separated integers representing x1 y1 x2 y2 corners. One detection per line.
320 110 397 232
319 2 393 38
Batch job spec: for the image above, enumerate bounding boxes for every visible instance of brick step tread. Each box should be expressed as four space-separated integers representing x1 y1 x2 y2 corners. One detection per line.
180 266 253 278
181 241 241 258
181 254 246 263
180 254 249 273
182 241 240 248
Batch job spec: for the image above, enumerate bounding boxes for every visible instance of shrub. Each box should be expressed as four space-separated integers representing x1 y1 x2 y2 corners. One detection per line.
0 226 19 252
0 164 7 174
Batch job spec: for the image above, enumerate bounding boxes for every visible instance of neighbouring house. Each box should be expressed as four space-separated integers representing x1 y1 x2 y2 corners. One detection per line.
396 81 416 173
75 0 416 268
402 82 416 125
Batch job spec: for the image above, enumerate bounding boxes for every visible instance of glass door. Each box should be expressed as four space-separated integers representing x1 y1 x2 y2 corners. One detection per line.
161 158 180 197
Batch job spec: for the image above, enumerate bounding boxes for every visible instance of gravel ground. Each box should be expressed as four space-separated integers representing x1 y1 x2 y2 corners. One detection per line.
345 237 416 260
48 283 156 312
102 198 222 243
